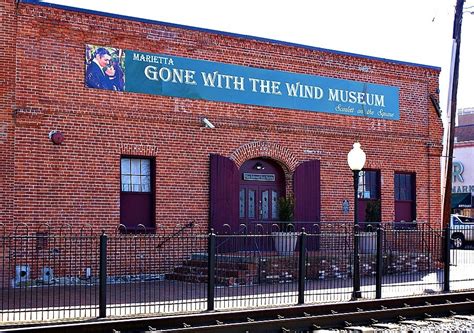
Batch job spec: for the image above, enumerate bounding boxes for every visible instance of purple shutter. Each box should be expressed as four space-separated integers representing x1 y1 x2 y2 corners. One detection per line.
294 160 321 223
210 154 239 234
395 202 414 222
294 160 321 249
358 200 368 223
120 193 153 231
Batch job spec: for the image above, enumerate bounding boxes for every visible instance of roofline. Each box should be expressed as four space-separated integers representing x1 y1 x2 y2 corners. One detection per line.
456 124 474 129
23 0 441 72
454 141 474 147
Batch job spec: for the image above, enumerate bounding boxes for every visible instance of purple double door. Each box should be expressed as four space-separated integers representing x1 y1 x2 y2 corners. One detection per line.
210 154 321 251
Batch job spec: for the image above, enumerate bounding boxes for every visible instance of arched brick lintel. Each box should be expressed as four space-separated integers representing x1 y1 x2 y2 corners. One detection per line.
229 141 299 173
119 144 159 157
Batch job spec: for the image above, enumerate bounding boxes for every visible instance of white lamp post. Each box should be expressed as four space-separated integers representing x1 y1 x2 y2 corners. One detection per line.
347 142 366 172
347 142 366 299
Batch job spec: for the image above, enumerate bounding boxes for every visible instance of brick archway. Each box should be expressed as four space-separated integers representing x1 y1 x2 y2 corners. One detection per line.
229 141 298 174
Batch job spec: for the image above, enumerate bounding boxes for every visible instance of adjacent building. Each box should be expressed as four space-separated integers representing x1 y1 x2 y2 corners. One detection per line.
452 108 474 215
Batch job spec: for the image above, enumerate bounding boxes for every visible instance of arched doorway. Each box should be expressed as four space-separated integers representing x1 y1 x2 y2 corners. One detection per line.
238 158 286 228
209 154 320 239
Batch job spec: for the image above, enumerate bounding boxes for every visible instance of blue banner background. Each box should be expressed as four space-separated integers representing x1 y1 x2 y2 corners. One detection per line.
122 49 399 120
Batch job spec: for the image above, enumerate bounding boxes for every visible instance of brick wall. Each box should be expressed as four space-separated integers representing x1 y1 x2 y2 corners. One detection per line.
2 1 443 234
0 0 16 227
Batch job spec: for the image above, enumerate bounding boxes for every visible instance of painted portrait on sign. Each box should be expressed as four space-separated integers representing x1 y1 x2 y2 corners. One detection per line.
85 45 125 91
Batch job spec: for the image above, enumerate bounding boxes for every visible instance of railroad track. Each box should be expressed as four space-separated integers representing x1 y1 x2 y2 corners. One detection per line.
2 292 474 333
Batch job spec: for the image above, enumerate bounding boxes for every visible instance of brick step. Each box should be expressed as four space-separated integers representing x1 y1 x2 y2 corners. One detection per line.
166 273 207 284
183 259 257 271
174 265 257 278
167 256 260 285
191 252 259 264
166 272 256 285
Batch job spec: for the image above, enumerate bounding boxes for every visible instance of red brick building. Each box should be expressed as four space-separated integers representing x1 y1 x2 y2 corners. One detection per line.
0 0 444 235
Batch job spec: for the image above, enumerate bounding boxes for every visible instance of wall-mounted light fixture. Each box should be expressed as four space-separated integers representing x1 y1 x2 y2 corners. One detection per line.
48 130 64 145
254 162 264 170
201 117 215 129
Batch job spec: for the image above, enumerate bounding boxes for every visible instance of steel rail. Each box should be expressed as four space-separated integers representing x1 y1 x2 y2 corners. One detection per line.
158 300 473 333
2 292 474 333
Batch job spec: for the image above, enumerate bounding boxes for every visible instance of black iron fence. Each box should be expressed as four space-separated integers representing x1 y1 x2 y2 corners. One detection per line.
0 221 472 324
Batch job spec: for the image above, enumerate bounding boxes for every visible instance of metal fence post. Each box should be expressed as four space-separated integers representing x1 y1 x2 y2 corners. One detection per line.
99 231 107 318
298 228 307 305
352 225 361 299
443 227 451 292
207 229 216 311
375 226 383 299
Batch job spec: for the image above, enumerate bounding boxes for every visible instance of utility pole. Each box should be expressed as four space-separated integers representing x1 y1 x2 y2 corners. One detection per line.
442 0 465 228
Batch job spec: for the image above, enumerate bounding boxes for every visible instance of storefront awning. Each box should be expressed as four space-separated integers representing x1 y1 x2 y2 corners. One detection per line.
451 192 473 209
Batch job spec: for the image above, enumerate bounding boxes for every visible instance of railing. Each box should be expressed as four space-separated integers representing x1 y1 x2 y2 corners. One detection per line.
0 221 473 324
155 221 195 250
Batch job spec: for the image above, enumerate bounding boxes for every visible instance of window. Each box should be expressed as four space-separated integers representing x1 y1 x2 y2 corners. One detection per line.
356 170 381 225
457 215 474 224
395 173 414 201
394 172 416 224
121 158 151 192
357 170 379 199
120 157 155 232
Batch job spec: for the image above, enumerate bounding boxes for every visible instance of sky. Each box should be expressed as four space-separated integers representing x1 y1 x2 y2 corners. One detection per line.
43 0 474 115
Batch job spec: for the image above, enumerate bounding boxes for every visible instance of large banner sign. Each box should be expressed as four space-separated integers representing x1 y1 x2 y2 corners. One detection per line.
85 45 400 120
